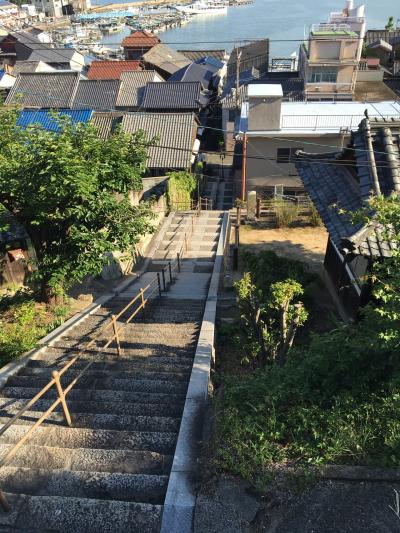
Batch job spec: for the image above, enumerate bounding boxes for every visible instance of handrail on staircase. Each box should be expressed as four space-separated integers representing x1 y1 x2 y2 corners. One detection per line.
0 211 199 513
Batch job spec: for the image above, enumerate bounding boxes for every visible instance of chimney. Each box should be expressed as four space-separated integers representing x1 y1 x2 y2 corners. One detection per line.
247 84 283 131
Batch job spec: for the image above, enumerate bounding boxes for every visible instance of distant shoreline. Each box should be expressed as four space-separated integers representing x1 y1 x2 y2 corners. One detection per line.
91 0 191 13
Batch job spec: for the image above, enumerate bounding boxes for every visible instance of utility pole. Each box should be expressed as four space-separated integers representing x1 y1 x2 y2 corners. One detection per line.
235 46 242 109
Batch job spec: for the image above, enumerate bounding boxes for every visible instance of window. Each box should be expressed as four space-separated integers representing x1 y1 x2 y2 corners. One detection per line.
276 147 302 164
308 69 338 83
228 109 236 121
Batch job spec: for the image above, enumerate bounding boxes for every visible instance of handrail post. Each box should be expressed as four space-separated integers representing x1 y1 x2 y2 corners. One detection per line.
177 252 181 272
140 287 146 320
52 370 72 427
111 314 122 357
161 268 166 291
184 233 188 253
168 261 172 283
0 490 10 512
157 272 162 298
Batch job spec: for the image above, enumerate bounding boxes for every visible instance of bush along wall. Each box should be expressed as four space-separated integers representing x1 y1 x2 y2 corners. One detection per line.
166 171 197 211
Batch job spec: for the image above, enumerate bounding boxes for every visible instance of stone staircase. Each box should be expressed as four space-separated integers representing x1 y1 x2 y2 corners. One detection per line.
0 211 224 532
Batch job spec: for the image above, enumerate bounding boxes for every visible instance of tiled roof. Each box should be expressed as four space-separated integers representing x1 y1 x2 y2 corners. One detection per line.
27 48 78 64
295 117 400 259
384 77 400 98
122 30 160 48
87 60 142 80
142 44 190 76
168 62 213 89
0 209 27 245
11 61 41 75
5 72 80 108
91 111 123 139
72 80 120 110
121 112 198 169
116 70 161 108
16 108 93 132
178 49 226 62
142 81 208 110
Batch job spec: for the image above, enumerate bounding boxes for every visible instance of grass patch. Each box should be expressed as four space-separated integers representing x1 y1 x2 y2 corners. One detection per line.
0 290 70 367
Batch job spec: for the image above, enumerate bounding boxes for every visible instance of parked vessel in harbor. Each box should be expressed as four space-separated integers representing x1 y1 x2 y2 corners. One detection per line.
175 1 228 15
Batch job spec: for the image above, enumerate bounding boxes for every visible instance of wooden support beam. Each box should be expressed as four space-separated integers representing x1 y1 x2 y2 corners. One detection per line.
52 370 72 427
111 314 122 357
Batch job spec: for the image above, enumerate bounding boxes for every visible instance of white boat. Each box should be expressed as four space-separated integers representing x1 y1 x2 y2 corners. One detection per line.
175 1 228 15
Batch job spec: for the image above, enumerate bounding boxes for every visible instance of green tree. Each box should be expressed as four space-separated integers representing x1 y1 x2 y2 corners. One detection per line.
385 16 395 31
0 108 155 302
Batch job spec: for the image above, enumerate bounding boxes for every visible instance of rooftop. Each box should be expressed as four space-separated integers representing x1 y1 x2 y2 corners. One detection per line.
295 117 400 259
116 70 161 108
142 81 208 110
142 44 190 76
248 84 283 97
87 60 142 80
168 62 213 89
240 100 400 135
121 112 198 169
16 108 93 132
178 49 226 62
72 79 120 110
121 30 160 48
5 71 81 108
310 30 357 37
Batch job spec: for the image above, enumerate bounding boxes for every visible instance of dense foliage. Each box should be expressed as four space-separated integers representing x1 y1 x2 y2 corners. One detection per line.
166 171 197 211
0 108 155 300
218 195 400 480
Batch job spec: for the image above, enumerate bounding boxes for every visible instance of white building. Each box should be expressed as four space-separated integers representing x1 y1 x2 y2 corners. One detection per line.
238 84 400 196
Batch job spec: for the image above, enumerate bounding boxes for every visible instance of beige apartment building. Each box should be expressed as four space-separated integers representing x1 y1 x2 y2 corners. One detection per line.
299 0 366 101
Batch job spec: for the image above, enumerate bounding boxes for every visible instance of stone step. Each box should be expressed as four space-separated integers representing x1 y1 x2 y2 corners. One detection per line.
0 467 168 504
17 365 190 383
30 353 195 369
21 362 191 379
0 443 172 475
6 375 188 395
0 425 177 454
1 386 186 407
0 397 184 419
0 493 162 532
0 411 180 433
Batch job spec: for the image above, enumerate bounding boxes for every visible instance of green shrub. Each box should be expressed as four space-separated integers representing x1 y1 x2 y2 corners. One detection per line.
167 171 197 211
309 203 323 227
273 200 298 227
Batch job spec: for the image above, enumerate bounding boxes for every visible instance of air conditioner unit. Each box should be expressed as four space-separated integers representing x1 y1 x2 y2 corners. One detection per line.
314 87 321 91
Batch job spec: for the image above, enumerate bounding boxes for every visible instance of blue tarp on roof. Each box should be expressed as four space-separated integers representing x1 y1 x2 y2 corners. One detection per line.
16 109 93 132
195 56 224 72
0 69 5 81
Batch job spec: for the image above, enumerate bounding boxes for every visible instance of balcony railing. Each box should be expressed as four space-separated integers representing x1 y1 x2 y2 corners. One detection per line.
311 23 352 33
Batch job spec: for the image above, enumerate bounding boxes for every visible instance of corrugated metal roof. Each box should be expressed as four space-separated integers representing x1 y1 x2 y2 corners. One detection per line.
5 72 80 108
72 80 120 110
142 81 207 110
122 30 160 48
121 112 197 169
91 111 123 138
87 60 142 80
16 108 93 132
116 70 160 108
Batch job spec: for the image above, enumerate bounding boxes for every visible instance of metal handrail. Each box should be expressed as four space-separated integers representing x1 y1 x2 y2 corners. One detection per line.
0 211 199 512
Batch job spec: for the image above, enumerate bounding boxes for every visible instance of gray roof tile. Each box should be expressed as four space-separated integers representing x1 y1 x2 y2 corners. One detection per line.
142 81 208 110
5 71 80 108
72 80 120 110
121 112 197 169
116 70 161 108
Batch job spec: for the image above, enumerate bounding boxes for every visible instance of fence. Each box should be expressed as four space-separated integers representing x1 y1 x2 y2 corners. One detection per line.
0 212 198 512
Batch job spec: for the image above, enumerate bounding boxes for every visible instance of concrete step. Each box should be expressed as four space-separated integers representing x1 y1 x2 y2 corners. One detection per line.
0 411 180 433
6 375 188 395
0 425 178 454
18 361 190 381
0 443 172 475
0 467 168 504
0 493 162 532
1 386 186 406
30 352 195 369
0 397 184 418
